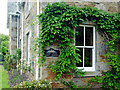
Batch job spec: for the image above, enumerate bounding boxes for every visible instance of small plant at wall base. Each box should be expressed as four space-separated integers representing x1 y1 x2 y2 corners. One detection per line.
3 49 21 71
35 2 120 89
4 49 31 87
17 60 31 72
8 70 28 87
12 79 52 89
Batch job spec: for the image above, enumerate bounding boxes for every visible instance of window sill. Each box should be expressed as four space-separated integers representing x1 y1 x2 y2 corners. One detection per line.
73 71 100 77
77 67 95 72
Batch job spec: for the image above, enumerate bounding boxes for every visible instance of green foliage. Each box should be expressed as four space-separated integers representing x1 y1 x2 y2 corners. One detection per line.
88 75 105 84
12 79 52 89
36 2 86 80
1 41 9 56
0 34 9 59
3 49 21 71
102 32 120 89
35 2 120 89
0 34 9 45
62 80 77 90
103 69 120 89
17 59 31 72
8 69 28 87
48 45 85 80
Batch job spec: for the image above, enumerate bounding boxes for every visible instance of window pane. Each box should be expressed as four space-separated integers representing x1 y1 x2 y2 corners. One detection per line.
84 48 92 67
75 26 84 46
76 48 83 67
85 27 93 46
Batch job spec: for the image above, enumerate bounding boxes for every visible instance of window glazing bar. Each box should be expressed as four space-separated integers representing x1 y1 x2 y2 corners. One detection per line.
84 26 85 46
83 48 84 67
76 46 94 48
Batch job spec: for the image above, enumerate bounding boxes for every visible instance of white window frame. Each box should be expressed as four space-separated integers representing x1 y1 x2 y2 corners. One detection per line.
75 25 95 71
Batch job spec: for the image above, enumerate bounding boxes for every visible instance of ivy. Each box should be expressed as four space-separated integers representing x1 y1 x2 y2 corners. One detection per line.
35 2 120 89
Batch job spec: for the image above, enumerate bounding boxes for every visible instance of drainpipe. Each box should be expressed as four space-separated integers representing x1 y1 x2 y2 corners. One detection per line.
17 15 19 71
17 16 19 49
21 12 23 75
9 15 12 55
39 1 43 80
16 2 20 49
20 12 23 75
36 0 40 80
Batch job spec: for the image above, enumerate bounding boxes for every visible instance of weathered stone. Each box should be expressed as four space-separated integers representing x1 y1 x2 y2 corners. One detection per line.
8 1 119 88
118 1 120 12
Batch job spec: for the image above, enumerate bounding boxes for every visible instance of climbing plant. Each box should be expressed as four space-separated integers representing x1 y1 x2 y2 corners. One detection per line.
35 2 120 89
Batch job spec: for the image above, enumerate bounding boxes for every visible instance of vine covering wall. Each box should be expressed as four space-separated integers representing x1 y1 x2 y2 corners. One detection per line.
35 2 120 89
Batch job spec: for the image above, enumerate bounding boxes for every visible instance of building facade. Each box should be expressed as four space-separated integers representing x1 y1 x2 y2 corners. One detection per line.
8 0 120 88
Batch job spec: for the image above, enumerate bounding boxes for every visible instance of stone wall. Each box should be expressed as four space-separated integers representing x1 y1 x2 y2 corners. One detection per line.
118 1 120 12
39 1 119 88
9 0 120 88
74 2 118 13
7 2 17 28
22 2 38 80
41 22 109 88
41 1 119 13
